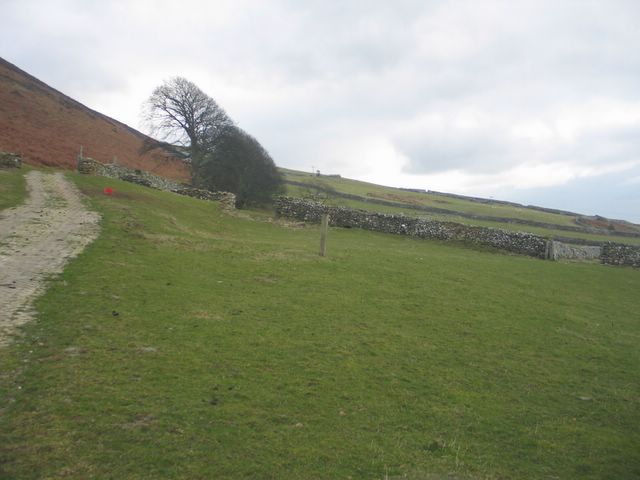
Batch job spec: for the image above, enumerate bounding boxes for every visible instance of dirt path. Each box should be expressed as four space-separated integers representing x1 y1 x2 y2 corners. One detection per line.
0 171 100 346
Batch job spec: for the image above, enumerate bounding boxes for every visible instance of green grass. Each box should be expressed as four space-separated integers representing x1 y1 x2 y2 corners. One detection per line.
1 173 639 479
290 185 640 246
285 175 640 246
281 168 583 226
0 167 28 210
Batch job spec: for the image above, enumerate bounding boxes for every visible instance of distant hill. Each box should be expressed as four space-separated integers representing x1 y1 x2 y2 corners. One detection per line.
0 57 190 182
280 168 640 245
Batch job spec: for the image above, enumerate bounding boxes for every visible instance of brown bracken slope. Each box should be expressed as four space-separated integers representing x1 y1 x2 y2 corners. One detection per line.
0 57 190 182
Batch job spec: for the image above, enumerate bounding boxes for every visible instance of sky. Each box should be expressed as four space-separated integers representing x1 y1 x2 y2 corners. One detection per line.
2 0 640 222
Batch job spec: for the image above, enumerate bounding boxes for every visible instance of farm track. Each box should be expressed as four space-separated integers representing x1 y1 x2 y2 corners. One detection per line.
0 171 100 346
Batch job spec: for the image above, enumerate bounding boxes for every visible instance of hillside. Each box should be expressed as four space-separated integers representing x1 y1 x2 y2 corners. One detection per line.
281 168 640 246
3 54 637 243
0 57 189 181
0 172 638 479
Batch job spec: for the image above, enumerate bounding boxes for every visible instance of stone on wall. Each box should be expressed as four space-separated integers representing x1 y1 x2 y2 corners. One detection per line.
547 240 601 261
120 173 153 188
77 157 104 175
172 187 236 209
0 151 23 169
601 243 640 268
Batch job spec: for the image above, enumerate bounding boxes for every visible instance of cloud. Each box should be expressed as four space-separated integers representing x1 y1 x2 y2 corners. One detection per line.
2 0 640 220
395 104 640 176
506 163 640 222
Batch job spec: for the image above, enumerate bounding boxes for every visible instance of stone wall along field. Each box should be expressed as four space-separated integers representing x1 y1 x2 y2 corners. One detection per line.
0 151 22 169
78 157 182 190
601 243 640 268
548 241 601 261
284 180 640 240
77 157 236 209
276 196 548 258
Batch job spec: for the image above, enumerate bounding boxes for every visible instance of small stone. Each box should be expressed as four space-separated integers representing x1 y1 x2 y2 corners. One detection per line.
294 422 304 428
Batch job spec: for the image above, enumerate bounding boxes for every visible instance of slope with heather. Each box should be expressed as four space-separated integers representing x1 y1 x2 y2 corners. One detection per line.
0 57 189 181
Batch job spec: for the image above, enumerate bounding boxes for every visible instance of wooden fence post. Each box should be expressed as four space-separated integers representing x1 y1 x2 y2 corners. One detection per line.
319 214 329 257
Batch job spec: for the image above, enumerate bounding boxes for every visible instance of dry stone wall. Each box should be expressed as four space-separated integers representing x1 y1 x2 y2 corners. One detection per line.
547 241 601 261
0 151 22 168
78 157 183 190
73 162 639 267
601 243 640 268
285 180 640 240
77 157 236 209
276 197 548 258
276 197 640 267
171 186 237 210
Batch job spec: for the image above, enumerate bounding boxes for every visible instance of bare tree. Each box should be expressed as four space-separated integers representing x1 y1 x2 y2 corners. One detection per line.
144 77 283 205
143 77 233 179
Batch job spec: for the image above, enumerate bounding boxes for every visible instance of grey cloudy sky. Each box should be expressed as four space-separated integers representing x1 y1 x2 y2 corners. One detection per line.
3 0 640 221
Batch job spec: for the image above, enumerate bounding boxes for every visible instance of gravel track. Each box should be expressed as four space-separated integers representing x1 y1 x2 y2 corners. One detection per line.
0 171 100 346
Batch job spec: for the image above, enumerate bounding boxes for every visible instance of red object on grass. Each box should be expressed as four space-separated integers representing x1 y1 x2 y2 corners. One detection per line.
103 187 113 196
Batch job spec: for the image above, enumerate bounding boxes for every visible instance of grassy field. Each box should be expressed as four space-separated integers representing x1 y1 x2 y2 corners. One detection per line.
1 173 639 479
0 167 27 210
287 184 640 246
281 169 582 226
283 171 640 246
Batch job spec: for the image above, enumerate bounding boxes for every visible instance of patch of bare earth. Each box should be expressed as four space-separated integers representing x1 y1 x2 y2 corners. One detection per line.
0 171 100 346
